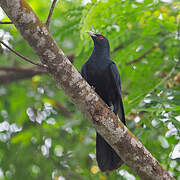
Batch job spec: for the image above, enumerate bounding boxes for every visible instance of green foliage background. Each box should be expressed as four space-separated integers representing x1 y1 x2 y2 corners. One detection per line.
0 0 180 179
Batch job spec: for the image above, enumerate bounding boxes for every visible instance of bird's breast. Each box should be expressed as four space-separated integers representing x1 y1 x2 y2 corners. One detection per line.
86 62 116 104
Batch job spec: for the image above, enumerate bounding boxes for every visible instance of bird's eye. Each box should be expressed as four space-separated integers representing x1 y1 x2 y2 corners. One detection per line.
99 36 103 39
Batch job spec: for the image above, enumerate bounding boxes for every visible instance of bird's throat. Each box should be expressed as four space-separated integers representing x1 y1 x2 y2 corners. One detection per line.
92 46 110 59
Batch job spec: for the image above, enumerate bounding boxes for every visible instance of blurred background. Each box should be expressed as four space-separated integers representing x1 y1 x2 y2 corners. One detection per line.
0 0 179 179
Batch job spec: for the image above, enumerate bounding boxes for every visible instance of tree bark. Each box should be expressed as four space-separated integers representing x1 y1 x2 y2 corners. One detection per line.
0 1 174 179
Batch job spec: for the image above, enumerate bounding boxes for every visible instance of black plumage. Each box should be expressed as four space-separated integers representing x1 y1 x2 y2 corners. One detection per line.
81 31 126 172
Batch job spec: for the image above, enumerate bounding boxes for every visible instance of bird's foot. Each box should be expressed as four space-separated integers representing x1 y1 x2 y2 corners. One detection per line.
109 105 114 112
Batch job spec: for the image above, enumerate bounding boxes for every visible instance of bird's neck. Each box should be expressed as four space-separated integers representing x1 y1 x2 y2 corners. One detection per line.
91 46 110 59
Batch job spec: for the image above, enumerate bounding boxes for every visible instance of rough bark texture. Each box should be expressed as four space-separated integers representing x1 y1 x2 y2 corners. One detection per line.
0 1 174 179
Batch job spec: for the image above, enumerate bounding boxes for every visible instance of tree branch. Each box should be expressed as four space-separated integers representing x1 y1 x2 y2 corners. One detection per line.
0 1 174 179
0 51 74 85
0 66 46 73
45 0 58 28
111 44 124 54
0 40 47 68
126 46 157 65
0 67 46 85
0 21 13 24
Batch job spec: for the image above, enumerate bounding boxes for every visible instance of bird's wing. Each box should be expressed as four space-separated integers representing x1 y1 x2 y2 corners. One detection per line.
109 62 126 125
81 63 88 81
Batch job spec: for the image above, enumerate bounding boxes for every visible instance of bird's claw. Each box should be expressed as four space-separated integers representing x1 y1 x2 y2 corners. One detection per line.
109 105 114 112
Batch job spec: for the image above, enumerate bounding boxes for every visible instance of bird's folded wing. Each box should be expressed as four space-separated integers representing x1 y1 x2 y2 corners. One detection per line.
109 62 126 124
81 63 88 81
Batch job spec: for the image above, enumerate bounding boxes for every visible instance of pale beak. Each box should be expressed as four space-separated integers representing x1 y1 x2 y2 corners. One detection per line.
85 31 97 37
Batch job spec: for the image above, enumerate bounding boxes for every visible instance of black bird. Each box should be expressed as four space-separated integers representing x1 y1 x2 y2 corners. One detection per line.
81 31 126 172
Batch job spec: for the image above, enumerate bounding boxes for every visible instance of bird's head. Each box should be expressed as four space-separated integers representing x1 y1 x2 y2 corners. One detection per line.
86 31 110 54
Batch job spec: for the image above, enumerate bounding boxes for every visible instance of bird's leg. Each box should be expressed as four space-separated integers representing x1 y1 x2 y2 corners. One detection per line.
109 102 114 112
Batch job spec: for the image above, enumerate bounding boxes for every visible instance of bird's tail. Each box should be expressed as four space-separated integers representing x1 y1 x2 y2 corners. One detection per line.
96 132 123 172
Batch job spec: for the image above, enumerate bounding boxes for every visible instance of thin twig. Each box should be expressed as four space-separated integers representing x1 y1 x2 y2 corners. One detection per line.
111 44 124 54
126 35 172 66
149 66 176 95
126 46 157 65
0 21 13 24
130 65 177 106
45 0 58 28
0 40 47 68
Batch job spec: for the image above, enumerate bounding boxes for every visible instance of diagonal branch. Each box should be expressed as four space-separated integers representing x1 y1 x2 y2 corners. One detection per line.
0 40 47 68
0 1 174 179
126 46 157 65
45 0 58 28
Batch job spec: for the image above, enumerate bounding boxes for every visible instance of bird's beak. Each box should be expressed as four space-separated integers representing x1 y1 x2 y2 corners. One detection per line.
85 31 97 37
